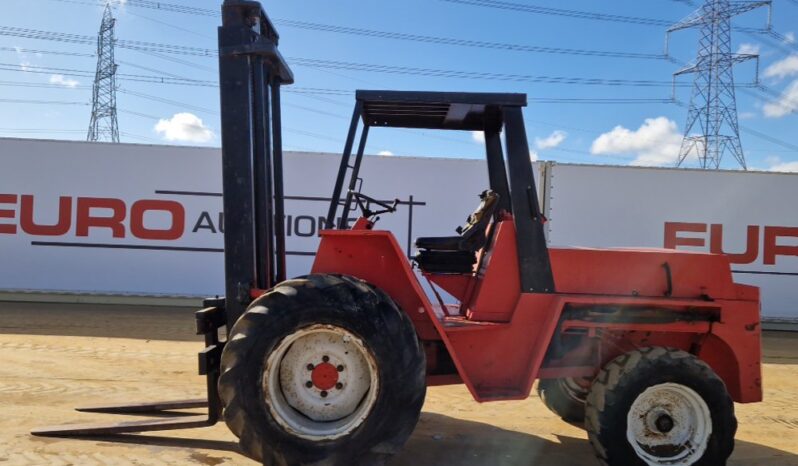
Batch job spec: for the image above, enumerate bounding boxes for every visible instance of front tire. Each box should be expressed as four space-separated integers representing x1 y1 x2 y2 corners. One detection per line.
585 347 736 466
219 274 426 465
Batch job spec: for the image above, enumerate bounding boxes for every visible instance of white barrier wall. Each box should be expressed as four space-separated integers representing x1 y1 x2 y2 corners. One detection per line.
1 138 796 320
544 163 798 320
0 138 491 297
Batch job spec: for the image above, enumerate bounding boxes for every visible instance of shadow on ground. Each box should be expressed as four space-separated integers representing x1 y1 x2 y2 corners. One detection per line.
0 302 200 341
763 331 798 365
42 412 798 465
3 301 796 364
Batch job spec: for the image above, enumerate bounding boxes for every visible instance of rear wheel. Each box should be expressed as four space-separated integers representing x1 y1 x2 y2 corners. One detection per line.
219 274 426 465
585 347 736 466
537 377 589 422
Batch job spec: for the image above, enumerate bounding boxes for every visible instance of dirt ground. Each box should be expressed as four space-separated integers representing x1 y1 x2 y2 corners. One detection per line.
1 302 797 466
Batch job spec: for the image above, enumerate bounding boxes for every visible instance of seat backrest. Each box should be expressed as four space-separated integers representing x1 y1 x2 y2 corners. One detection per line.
457 190 499 249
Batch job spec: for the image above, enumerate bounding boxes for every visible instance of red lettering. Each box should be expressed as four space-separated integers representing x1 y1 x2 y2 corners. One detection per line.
76 197 126 238
0 194 17 234
20 195 72 236
763 226 798 265
664 222 706 249
709 224 759 264
130 200 185 240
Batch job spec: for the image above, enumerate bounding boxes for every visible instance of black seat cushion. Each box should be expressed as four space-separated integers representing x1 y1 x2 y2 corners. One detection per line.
415 250 476 274
415 236 462 251
415 190 499 254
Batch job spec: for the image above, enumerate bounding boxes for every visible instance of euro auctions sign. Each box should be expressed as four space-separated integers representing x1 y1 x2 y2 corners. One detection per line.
1 138 796 321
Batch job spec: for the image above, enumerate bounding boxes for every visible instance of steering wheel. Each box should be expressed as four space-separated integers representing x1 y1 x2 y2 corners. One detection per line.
349 191 399 219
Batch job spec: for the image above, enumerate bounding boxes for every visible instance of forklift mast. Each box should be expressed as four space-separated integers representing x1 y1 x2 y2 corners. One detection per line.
217 0 294 328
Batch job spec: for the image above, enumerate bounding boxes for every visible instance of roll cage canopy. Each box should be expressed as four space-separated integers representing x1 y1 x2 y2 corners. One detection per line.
326 90 556 294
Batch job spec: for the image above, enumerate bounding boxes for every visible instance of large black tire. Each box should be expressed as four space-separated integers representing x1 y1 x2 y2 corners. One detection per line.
537 378 589 422
585 347 736 466
219 274 427 466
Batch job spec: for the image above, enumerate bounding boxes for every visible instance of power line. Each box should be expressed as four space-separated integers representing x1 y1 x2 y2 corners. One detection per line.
0 79 92 90
440 0 673 26
0 26 766 88
440 0 769 33
741 126 798 152
0 46 93 57
118 88 218 115
275 19 667 61
130 48 215 72
0 61 684 104
34 0 669 60
117 59 197 80
0 98 88 105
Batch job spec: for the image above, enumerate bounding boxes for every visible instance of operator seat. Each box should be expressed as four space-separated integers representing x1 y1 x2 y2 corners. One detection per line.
415 190 500 274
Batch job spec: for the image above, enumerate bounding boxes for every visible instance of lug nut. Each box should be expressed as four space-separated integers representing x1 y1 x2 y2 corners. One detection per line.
306 364 314 371
305 381 313 388
335 382 343 390
320 390 328 398
337 365 344 372
322 355 330 362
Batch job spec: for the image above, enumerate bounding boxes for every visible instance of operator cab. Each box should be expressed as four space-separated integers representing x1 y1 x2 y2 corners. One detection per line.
325 90 555 294
414 190 500 274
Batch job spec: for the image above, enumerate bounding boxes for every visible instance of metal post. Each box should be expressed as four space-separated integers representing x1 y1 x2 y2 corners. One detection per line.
339 124 370 228
252 57 273 290
503 107 555 294
271 79 287 284
484 129 512 215
218 20 257 328
325 101 363 229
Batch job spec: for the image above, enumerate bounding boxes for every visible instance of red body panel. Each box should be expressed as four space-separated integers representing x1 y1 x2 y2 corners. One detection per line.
311 219 762 404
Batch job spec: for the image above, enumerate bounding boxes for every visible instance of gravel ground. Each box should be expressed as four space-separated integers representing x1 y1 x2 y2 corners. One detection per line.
1 302 796 466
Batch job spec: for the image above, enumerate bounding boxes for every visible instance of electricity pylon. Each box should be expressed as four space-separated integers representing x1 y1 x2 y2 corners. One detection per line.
667 0 771 169
87 3 119 143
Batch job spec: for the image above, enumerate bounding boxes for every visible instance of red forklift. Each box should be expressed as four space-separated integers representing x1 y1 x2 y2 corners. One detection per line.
34 2 762 465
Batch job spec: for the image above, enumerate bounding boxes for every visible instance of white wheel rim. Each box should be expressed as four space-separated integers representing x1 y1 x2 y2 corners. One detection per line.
626 383 712 465
262 324 379 440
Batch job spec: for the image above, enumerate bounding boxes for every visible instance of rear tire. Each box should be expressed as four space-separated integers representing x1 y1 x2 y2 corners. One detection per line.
219 274 426 465
537 378 588 422
585 347 736 466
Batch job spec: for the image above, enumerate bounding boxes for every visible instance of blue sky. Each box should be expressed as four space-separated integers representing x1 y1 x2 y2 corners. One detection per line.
2 0 797 170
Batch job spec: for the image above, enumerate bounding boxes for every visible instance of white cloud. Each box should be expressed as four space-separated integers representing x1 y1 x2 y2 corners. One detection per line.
591 117 682 167
764 55 798 80
763 80 798 118
767 156 798 172
154 113 214 143
738 111 757 120
785 32 796 45
471 131 485 143
535 130 567 150
377 150 394 156
529 150 539 162
49 74 79 88
737 43 760 55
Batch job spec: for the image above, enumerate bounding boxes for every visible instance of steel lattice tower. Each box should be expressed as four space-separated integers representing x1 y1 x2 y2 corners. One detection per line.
87 3 119 143
668 0 771 170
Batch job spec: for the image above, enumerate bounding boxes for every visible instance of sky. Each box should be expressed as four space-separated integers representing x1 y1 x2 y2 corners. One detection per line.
1 0 797 171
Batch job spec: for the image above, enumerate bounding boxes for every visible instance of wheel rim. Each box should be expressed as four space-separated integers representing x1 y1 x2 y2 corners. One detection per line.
558 377 588 404
262 324 379 440
626 383 712 465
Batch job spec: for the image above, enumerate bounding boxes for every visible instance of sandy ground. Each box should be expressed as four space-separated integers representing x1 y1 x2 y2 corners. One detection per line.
1 302 797 466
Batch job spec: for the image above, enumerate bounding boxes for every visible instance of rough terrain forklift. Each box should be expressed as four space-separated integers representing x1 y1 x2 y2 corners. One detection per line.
34 1 763 465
